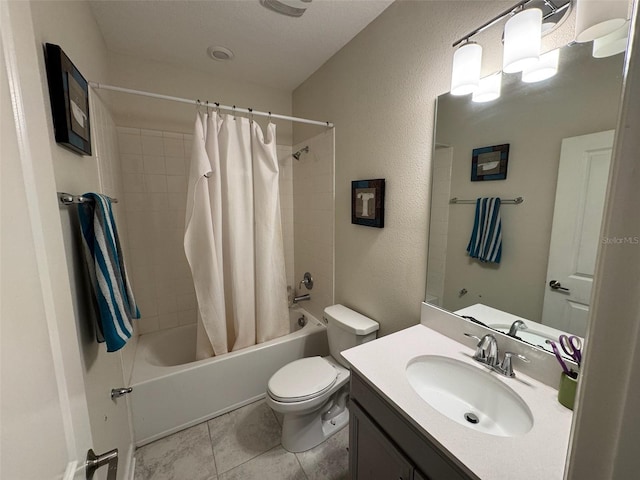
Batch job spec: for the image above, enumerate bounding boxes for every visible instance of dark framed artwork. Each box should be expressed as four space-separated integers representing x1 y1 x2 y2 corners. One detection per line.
471 144 509 181
44 43 92 155
352 179 385 228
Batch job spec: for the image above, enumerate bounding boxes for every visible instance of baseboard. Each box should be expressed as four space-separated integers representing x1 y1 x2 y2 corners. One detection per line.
121 442 136 480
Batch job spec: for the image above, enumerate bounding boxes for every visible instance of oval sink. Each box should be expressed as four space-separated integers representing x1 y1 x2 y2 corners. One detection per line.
406 355 533 437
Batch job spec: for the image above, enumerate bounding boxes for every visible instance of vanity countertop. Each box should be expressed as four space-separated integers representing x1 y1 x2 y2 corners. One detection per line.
342 324 574 480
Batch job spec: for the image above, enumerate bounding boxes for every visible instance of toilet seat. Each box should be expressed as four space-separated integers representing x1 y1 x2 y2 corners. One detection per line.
268 356 338 403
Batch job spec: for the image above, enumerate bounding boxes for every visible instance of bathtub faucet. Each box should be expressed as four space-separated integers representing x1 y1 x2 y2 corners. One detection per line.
293 293 311 304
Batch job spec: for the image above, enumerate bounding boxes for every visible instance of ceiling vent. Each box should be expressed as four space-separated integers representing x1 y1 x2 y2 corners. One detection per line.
260 0 312 18
207 46 234 62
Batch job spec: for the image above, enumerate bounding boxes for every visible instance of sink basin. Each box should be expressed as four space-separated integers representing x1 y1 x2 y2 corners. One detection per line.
406 355 533 437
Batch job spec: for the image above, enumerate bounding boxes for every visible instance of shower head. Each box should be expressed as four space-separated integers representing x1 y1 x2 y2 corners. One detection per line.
292 146 309 161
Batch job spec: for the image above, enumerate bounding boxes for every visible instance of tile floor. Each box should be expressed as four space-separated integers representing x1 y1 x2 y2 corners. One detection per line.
134 400 350 480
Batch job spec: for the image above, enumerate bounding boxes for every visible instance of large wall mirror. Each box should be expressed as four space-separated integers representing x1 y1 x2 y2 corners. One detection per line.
426 41 625 351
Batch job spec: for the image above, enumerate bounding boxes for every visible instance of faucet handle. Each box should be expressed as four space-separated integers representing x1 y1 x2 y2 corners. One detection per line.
500 352 530 377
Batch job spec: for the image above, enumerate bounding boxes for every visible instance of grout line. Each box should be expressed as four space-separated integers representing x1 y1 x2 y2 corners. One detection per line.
205 416 220 477
294 452 310 480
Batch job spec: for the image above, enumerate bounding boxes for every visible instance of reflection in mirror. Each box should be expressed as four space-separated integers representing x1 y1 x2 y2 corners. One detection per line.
427 42 625 348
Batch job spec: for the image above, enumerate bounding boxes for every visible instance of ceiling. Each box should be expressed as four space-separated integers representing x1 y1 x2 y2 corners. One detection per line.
89 0 394 91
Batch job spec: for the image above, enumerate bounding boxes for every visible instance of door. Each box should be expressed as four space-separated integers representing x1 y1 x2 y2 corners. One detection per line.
541 130 614 336
1 2 98 478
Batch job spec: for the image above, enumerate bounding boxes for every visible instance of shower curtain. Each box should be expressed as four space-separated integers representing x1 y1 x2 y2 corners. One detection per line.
185 112 289 359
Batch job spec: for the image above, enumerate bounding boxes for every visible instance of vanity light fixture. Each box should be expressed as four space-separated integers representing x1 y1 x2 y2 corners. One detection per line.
472 72 502 102
450 42 483 96
592 20 630 57
575 0 628 43
449 0 571 96
522 48 560 82
503 8 543 73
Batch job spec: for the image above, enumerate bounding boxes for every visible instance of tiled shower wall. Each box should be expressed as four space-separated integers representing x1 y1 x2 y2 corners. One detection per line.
117 127 295 335
293 130 335 321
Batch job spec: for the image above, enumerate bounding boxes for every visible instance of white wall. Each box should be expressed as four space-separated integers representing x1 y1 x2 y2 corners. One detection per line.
107 51 294 145
292 1 598 337
292 1 519 335
29 1 134 476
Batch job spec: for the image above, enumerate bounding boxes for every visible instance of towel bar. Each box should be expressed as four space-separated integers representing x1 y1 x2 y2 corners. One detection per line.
58 192 118 205
450 196 524 204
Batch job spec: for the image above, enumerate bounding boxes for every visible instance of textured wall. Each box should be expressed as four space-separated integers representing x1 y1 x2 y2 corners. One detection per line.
292 0 582 336
292 1 511 335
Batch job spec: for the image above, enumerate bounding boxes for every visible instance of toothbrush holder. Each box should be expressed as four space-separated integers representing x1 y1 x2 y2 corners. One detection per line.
558 371 578 410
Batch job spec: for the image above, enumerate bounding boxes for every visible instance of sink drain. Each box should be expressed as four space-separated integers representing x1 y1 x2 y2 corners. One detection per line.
464 412 479 424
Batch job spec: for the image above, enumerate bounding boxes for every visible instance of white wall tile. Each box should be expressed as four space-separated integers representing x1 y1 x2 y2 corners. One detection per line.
143 155 166 174
145 174 168 193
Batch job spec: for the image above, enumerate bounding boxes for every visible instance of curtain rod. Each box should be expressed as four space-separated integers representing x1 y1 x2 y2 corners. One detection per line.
89 82 334 128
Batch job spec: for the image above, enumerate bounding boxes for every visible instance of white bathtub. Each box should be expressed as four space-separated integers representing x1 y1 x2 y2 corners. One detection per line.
129 307 329 446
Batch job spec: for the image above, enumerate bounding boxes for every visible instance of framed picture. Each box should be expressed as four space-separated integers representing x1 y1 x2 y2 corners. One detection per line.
471 144 509 181
44 43 92 155
352 179 385 228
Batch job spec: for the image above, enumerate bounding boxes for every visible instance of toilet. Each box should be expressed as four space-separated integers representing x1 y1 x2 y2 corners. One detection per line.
265 304 379 452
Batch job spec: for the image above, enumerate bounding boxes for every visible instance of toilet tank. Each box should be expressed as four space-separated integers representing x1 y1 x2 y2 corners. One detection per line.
324 304 379 368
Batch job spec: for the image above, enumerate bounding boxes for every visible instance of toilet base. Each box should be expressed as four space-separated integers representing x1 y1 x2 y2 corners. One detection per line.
281 406 349 453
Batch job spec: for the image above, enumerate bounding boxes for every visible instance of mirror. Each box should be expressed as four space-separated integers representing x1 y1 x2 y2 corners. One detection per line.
427 41 625 351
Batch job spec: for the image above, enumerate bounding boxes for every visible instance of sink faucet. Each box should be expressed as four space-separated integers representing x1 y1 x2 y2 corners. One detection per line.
464 333 529 377
507 320 528 337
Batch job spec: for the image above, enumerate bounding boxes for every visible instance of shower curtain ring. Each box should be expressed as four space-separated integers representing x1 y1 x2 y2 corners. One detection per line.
214 102 220 115
248 107 254 123
232 105 236 120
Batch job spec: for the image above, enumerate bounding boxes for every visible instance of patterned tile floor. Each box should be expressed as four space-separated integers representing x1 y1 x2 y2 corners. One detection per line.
134 400 349 480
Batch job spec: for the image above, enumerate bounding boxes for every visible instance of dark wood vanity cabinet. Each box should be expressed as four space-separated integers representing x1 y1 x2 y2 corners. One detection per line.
349 371 474 480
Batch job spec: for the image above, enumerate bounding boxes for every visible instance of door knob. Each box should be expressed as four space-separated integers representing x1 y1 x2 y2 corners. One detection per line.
549 280 570 292
86 448 118 480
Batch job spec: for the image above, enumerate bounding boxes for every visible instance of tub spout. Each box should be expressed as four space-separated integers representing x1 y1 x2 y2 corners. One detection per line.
293 294 311 304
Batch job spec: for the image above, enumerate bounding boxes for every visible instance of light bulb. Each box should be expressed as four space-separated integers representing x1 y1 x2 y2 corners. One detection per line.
472 73 502 102
503 8 542 74
451 42 483 96
522 49 560 83
576 0 628 43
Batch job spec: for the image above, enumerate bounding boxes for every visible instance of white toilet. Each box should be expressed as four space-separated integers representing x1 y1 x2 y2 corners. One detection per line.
265 304 379 452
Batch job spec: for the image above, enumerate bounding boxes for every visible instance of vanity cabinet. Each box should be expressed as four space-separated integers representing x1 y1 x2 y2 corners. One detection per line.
349 371 474 480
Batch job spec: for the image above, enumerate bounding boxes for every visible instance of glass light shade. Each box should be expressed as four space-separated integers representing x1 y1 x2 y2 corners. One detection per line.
522 48 560 83
472 73 502 103
450 42 483 96
592 20 630 57
503 8 542 74
575 0 628 43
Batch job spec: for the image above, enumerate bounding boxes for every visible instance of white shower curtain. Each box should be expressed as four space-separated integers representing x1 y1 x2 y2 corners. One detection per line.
185 112 289 359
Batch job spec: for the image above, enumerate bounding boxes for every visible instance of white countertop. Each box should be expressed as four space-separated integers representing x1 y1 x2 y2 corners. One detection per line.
342 324 573 480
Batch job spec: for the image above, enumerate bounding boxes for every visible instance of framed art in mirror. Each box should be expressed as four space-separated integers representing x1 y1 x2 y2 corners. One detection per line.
352 179 385 228
44 43 92 156
471 144 509 181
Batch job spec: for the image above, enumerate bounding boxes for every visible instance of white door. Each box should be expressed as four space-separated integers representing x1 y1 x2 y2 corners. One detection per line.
1 2 104 478
541 130 614 336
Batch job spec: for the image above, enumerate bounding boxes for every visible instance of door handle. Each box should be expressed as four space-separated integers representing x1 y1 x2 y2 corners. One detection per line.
86 448 118 480
549 280 570 292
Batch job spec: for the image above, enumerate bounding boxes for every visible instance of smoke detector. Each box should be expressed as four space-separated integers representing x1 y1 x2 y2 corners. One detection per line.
260 0 312 18
207 46 234 62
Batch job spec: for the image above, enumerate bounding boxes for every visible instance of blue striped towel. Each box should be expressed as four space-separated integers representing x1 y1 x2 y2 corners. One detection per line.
78 193 140 352
466 197 502 263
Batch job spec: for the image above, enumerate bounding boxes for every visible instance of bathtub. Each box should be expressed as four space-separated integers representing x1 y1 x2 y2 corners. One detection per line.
129 307 329 446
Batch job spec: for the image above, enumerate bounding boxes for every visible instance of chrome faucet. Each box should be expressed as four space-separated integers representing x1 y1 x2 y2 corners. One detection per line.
293 293 311 304
507 320 528 337
464 333 529 377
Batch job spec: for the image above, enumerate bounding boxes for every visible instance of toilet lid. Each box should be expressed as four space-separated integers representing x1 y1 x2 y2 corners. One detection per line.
268 356 338 402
